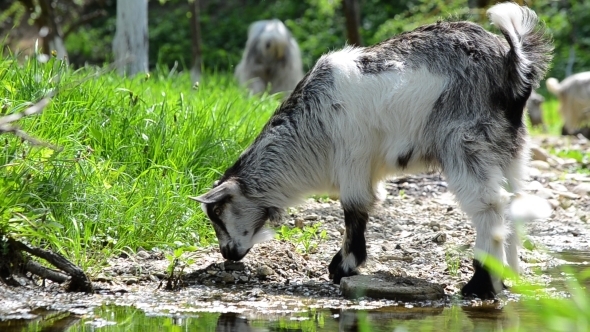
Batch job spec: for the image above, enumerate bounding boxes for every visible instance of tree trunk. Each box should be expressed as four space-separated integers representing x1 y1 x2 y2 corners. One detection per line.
189 0 203 84
342 0 362 46
18 0 68 62
113 0 149 76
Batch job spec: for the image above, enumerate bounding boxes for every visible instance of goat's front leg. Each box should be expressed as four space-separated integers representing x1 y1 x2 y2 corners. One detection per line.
328 208 368 284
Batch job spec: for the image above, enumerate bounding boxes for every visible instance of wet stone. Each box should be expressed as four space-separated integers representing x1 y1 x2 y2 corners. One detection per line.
223 261 246 271
220 272 235 283
340 274 444 301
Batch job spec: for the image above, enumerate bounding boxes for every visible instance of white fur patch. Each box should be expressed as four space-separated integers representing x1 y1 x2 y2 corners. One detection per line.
341 253 358 272
250 228 276 245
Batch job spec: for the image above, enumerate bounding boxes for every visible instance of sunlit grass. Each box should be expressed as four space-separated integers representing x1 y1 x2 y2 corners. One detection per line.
0 52 280 270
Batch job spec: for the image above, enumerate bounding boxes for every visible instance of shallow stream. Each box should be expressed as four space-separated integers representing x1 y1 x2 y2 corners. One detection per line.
1 250 588 332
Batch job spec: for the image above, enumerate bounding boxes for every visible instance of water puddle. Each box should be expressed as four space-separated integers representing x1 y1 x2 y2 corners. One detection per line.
0 251 587 332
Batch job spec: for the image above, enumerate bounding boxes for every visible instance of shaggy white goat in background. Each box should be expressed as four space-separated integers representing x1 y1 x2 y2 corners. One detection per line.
235 19 304 96
194 3 552 300
546 72 590 138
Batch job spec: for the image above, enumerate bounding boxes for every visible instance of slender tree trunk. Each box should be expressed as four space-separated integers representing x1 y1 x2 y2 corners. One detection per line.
18 0 68 62
189 0 203 84
342 0 362 46
113 0 149 76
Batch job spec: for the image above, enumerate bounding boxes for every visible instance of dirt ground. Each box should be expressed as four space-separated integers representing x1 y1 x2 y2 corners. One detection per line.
1 135 589 319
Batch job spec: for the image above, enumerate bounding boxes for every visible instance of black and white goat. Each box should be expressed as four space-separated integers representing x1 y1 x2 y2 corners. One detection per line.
192 3 553 299
235 19 304 95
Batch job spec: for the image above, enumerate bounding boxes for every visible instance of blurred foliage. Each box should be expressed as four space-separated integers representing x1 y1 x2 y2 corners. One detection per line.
1 0 590 83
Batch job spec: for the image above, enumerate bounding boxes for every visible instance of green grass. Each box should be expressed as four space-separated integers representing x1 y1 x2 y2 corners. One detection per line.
0 51 280 270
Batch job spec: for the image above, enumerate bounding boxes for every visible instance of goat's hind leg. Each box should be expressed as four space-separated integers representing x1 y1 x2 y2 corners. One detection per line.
446 164 509 299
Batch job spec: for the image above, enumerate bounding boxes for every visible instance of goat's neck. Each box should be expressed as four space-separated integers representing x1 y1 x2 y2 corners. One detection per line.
237 121 333 208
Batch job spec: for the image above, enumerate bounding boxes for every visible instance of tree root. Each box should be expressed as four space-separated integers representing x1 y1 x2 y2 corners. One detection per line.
1 238 94 293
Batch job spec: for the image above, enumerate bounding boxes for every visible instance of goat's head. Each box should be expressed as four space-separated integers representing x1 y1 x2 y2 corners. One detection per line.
254 20 290 61
190 179 278 261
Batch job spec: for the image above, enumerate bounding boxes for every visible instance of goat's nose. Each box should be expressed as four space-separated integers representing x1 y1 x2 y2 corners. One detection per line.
220 244 248 261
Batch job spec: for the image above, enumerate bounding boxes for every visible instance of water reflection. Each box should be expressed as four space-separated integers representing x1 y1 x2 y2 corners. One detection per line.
216 313 260 332
0 302 549 332
1 250 588 332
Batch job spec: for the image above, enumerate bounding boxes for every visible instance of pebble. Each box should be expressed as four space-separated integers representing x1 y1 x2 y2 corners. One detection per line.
224 261 246 271
257 265 275 278
432 232 447 244
572 183 590 196
221 272 235 283
136 250 151 260
530 145 551 162
123 278 138 285
530 160 551 170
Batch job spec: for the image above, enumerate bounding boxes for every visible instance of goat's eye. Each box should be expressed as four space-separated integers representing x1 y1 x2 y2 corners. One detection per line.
213 207 223 216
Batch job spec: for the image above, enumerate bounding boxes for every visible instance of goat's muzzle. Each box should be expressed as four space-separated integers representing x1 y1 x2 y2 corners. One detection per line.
220 243 250 261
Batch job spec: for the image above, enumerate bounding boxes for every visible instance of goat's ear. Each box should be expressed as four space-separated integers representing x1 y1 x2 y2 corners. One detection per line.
189 181 238 204
266 207 283 223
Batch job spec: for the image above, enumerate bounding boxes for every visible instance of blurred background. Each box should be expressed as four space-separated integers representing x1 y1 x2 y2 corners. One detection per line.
1 0 589 82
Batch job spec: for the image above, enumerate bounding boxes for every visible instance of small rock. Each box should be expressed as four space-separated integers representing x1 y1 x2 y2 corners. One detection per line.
206 270 217 275
136 251 151 260
304 214 319 221
572 183 590 196
559 197 573 209
530 160 551 170
535 187 555 199
530 145 551 162
257 265 275 278
295 218 305 228
556 191 580 200
432 232 447 244
221 272 235 283
223 261 246 271
94 275 112 283
240 276 249 282
124 278 138 285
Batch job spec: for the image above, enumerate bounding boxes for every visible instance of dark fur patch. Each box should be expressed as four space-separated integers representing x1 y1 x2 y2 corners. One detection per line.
461 259 501 299
397 148 414 169
330 207 369 284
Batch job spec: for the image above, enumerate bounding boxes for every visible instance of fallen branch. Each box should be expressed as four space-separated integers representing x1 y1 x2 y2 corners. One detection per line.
25 260 69 284
9 239 94 293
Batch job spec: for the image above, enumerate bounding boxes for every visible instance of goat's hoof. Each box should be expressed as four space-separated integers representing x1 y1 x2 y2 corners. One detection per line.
328 249 343 275
331 268 359 284
461 259 500 300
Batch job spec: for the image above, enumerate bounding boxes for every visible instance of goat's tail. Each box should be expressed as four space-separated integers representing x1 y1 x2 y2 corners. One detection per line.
487 2 553 98
546 77 562 96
